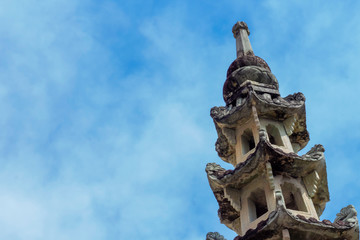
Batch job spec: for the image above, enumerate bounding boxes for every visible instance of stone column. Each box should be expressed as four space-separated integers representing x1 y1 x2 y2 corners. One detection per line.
232 21 254 57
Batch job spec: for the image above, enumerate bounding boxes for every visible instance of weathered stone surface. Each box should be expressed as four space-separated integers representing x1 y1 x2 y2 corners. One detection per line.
335 205 358 227
232 21 253 58
233 206 358 240
206 162 226 178
303 170 320 198
283 92 306 102
215 190 240 223
223 66 278 105
283 115 298 136
210 106 231 120
206 232 227 240
211 86 310 164
214 126 236 165
226 55 271 77
213 88 306 125
232 21 250 37
215 135 235 162
206 139 330 217
206 20 359 240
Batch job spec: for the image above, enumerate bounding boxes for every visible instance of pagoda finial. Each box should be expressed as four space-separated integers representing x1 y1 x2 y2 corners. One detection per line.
232 21 254 58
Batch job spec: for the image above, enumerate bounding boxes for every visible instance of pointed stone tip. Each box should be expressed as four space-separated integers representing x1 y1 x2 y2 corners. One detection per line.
232 21 250 38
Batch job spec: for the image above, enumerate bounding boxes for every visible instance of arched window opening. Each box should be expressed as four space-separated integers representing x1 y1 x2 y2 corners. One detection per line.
266 124 284 146
241 128 255 155
281 182 307 212
247 188 268 222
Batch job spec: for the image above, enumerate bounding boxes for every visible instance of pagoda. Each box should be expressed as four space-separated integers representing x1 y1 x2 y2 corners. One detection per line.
205 21 359 240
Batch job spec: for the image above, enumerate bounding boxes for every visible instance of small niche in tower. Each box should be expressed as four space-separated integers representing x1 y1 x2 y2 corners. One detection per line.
281 182 307 212
247 188 268 222
266 124 284 146
241 128 255 155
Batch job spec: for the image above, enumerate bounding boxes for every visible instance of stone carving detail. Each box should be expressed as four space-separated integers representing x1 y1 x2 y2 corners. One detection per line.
334 205 358 226
206 232 227 240
259 129 267 141
283 115 298 136
232 21 250 36
265 162 275 190
303 170 320 198
210 106 229 119
223 66 279 105
302 144 325 161
275 189 285 207
289 127 309 151
215 135 235 164
251 105 261 131
226 55 271 77
206 163 226 177
215 191 240 223
224 186 241 211
284 92 306 102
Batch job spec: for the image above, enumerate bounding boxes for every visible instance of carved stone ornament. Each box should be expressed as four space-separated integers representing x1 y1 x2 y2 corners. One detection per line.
206 162 226 177
302 144 325 161
283 92 306 102
206 232 227 240
226 55 271 77
334 205 358 226
232 21 250 37
303 170 320 198
215 134 235 164
275 189 285 207
283 114 298 136
210 106 230 119
265 162 275 190
223 66 279 105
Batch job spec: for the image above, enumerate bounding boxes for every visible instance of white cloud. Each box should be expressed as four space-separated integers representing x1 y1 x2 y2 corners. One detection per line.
0 0 359 239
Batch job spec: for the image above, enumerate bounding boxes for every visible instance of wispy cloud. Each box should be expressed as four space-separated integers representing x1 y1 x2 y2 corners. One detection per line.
0 0 358 239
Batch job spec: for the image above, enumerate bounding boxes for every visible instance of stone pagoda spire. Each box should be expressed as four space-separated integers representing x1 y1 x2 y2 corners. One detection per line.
205 21 359 240
232 21 253 58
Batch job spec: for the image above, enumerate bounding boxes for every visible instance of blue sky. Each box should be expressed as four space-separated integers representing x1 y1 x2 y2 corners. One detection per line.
0 0 359 239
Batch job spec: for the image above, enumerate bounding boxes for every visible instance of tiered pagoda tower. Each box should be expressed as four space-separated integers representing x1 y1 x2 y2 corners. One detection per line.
206 21 359 240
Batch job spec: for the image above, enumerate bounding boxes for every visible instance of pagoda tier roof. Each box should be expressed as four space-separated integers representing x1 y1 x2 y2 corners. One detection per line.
206 134 329 217
211 82 309 151
234 205 359 240
211 82 306 126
